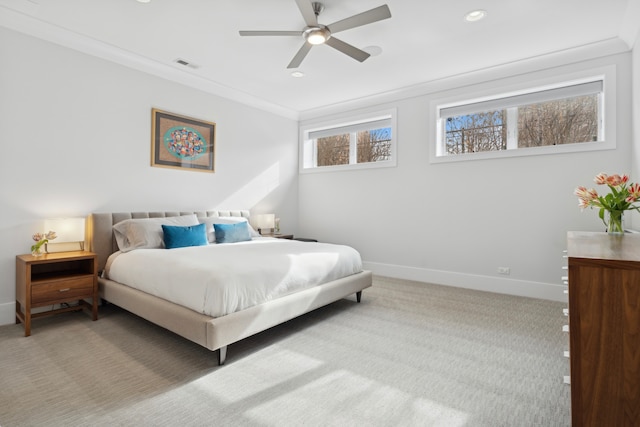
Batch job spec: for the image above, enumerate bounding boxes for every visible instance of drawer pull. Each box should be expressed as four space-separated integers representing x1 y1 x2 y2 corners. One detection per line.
58 288 71 292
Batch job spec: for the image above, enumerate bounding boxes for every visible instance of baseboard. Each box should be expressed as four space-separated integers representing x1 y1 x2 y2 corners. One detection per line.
0 264 564 327
363 261 566 302
0 301 16 326
0 300 95 327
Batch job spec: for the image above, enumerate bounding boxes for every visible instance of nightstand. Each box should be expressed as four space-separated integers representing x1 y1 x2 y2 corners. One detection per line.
15 251 98 336
273 234 294 239
262 233 294 239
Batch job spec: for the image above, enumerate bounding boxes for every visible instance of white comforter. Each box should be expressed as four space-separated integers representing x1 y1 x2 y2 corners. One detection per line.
105 238 363 317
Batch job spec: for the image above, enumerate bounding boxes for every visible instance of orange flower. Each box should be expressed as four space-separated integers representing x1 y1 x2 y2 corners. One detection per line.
606 174 622 186
574 186 599 207
30 230 56 254
573 186 587 199
576 173 640 230
578 198 591 209
594 173 608 185
626 183 640 203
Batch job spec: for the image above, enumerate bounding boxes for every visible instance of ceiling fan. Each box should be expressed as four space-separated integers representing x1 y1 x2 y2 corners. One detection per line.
239 0 391 69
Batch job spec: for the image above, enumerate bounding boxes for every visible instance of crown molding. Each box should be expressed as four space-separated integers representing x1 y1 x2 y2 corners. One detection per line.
0 4 299 121
298 37 630 121
619 0 640 49
2 2 634 123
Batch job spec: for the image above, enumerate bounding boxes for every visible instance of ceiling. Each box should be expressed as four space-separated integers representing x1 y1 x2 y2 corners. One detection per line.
1 0 638 118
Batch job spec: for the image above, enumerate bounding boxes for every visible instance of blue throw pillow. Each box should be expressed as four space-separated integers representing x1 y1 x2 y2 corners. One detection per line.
214 222 252 243
162 223 208 249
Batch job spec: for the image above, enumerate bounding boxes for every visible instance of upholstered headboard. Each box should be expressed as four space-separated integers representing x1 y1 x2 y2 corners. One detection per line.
87 210 250 273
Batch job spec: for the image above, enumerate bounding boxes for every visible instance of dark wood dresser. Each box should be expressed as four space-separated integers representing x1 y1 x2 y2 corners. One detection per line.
567 231 640 426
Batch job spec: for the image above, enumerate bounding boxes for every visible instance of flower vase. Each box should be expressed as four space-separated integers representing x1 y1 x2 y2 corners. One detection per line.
31 247 43 257
606 210 625 235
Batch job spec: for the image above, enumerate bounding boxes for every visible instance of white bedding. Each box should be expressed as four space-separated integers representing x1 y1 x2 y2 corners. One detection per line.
105 238 363 317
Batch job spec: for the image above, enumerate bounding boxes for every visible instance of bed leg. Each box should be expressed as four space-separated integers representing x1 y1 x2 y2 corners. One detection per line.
356 291 362 303
218 346 227 365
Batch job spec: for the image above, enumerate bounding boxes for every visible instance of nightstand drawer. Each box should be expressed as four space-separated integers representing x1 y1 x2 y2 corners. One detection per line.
31 276 94 305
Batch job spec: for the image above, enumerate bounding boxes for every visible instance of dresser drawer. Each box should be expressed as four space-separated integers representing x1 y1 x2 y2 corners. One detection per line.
31 276 94 305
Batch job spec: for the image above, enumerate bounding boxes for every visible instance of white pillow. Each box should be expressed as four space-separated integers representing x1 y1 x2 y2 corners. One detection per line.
198 216 259 243
113 214 199 252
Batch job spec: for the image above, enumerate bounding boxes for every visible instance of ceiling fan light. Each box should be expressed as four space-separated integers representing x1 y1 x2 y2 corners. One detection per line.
304 27 330 45
464 9 487 22
307 33 326 44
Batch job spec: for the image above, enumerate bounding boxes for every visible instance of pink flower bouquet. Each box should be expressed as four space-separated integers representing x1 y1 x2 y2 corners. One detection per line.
574 173 640 234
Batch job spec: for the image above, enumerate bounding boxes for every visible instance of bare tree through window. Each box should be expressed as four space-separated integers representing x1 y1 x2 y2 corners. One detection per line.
445 111 505 154
316 127 392 166
358 128 392 163
444 94 599 155
317 134 349 166
518 95 598 147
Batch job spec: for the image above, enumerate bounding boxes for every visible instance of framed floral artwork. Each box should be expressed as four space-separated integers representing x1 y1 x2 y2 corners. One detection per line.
151 108 216 173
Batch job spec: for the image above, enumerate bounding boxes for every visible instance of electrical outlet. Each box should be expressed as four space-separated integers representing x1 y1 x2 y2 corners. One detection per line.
498 267 510 275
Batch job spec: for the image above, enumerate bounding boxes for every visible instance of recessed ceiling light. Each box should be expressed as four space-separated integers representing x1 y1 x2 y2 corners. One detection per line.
464 9 487 22
136 0 151 3
291 71 305 78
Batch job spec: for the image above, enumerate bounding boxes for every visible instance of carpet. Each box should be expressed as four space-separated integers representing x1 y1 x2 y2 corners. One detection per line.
0 276 570 426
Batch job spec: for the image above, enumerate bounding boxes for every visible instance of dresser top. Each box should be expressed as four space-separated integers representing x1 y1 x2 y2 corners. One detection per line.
568 231 640 262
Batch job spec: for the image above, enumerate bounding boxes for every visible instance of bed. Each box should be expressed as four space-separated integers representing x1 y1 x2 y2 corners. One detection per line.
87 210 372 365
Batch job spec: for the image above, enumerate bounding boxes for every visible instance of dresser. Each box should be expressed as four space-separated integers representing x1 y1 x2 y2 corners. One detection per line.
567 231 640 426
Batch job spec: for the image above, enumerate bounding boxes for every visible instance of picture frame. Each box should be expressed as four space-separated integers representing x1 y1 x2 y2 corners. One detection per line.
151 108 216 173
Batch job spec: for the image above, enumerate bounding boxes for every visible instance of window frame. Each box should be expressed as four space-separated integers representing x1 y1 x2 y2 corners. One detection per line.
299 108 397 173
429 65 616 163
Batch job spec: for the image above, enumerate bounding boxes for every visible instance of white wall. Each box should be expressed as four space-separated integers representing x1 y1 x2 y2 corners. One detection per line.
1 27 636 327
632 30 640 205
299 51 633 302
0 28 299 324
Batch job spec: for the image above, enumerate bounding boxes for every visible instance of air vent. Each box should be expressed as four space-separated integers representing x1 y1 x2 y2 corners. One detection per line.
173 58 200 69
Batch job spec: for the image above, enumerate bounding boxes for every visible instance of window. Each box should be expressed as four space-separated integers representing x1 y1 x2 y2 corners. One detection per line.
300 110 396 172
431 68 615 163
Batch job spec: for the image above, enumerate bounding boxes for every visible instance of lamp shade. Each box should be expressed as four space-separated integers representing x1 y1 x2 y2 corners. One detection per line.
43 217 85 243
253 214 275 233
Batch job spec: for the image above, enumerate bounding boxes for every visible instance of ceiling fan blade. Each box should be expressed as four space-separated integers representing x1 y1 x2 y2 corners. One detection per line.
239 30 301 36
327 4 391 34
325 37 370 62
295 0 318 26
287 42 313 69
